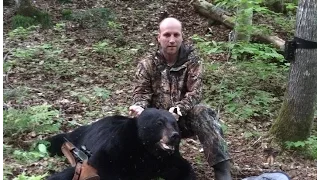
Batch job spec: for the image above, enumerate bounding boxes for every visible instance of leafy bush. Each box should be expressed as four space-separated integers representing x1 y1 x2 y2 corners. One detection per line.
61 9 72 20
192 35 285 62
3 105 60 136
192 35 288 121
12 11 51 29
12 15 37 29
285 135 317 160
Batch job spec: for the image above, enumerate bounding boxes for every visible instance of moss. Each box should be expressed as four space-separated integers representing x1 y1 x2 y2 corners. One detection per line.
270 99 313 144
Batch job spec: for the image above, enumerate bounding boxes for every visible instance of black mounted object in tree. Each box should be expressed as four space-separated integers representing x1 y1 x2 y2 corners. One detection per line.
284 37 317 62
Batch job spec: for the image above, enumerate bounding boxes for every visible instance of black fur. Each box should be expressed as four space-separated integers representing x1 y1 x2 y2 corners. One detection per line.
47 108 195 180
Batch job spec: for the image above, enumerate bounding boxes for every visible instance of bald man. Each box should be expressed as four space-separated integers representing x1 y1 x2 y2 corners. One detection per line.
129 17 232 180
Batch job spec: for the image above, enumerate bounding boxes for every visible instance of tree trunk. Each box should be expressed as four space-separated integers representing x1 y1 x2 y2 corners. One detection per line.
193 0 285 50
270 0 317 142
234 1 253 42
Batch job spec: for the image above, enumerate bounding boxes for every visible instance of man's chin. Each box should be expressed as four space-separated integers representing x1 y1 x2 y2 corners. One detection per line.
165 50 178 55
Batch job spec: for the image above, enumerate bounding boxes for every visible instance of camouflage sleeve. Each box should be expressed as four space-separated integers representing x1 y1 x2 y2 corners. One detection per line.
174 59 203 116
132 59 153 109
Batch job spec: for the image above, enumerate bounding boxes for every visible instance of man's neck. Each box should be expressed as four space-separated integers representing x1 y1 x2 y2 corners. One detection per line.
160 49 178 66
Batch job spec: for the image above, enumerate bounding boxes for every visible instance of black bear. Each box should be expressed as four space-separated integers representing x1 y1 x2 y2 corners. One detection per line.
47 108 195 180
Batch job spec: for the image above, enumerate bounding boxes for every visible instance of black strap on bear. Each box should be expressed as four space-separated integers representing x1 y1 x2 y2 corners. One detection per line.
284 36 317 62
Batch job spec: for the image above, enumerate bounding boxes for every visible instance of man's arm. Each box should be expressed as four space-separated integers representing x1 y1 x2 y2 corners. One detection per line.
174 59 203 116
132 60 153 109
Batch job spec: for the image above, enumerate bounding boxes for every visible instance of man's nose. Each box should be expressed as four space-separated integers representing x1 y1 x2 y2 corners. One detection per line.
169 36 175 44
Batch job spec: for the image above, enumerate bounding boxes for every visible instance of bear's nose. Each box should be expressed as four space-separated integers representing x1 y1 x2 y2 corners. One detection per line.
170 132 180 142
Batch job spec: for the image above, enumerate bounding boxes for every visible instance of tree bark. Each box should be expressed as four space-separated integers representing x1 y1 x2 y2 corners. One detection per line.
270 0 317 142
193 0 285 50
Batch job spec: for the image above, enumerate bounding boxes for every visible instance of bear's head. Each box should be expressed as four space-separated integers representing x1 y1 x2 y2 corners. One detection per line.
137 108 181 155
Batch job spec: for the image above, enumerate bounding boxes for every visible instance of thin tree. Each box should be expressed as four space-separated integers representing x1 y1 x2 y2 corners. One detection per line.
270 0 317 142
234 0 253 42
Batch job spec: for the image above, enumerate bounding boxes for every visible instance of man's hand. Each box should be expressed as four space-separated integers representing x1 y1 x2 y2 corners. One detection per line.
169 106 182 121
129 105 144 117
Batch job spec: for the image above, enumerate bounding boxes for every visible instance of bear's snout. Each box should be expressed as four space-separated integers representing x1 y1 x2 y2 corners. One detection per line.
169 132 180 145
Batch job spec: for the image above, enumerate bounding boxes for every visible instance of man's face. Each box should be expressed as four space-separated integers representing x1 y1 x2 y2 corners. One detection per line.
157 24 183 56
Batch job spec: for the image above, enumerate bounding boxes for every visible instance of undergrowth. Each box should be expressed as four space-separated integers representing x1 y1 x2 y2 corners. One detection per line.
193 35 288 121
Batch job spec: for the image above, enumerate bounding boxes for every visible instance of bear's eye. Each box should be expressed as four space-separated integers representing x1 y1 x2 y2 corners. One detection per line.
156 121 163 126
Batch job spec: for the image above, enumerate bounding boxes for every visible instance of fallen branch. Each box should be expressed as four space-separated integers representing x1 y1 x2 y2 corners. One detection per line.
193 0 285 50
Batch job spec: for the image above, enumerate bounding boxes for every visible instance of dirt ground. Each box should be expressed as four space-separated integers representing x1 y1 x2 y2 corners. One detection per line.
3 0 317 179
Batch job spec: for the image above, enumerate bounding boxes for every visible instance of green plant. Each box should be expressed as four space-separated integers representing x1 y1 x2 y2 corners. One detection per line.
13 172 47 180
192 35 285 62
12 47 38 60
3 105 61 136
215 0 295 37
33 11 52 28
12 10 52 29
195 36 288 121
285 135 317 159
12 15 37 29
92 40 111 53
61 9 72 20
8 26 38 39
58 0 72 4
54 22 66 32
93 87 111 100
4 86 30 103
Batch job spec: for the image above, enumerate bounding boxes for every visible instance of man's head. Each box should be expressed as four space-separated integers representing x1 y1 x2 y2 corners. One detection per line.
157 17 183 57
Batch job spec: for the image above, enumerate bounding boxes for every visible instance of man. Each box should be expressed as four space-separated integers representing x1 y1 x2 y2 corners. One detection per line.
129 17 232 180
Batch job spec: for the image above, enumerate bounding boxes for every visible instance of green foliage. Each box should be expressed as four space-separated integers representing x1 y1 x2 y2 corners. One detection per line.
228 42 284 62
12 15 37 29
215 0 295 36
61 9 72 20
193 35 285 62
92 40 111 53
12 47 38 60
70 87 111 105
8 26 37 39
70 8 114 29
12 10 51 29
4 142 49 163
93 87 111 100
53 22 66 32
4 59 16 73
34 11 52 28
58 0 72 4
193 36 288 121
285 136 317 159
4 86 30 103
3 105 60 136
13 172 47 180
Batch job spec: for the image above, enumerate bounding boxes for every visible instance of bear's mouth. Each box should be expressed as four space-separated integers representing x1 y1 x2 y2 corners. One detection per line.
158 139 175 151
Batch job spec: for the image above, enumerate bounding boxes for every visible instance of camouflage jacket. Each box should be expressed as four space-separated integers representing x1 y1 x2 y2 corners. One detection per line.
132 44 203 116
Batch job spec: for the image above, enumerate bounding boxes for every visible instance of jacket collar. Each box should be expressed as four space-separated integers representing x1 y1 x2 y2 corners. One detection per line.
154 43 193 68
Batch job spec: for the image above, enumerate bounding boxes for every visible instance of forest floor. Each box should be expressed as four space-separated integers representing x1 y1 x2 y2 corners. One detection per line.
3 0 317 179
